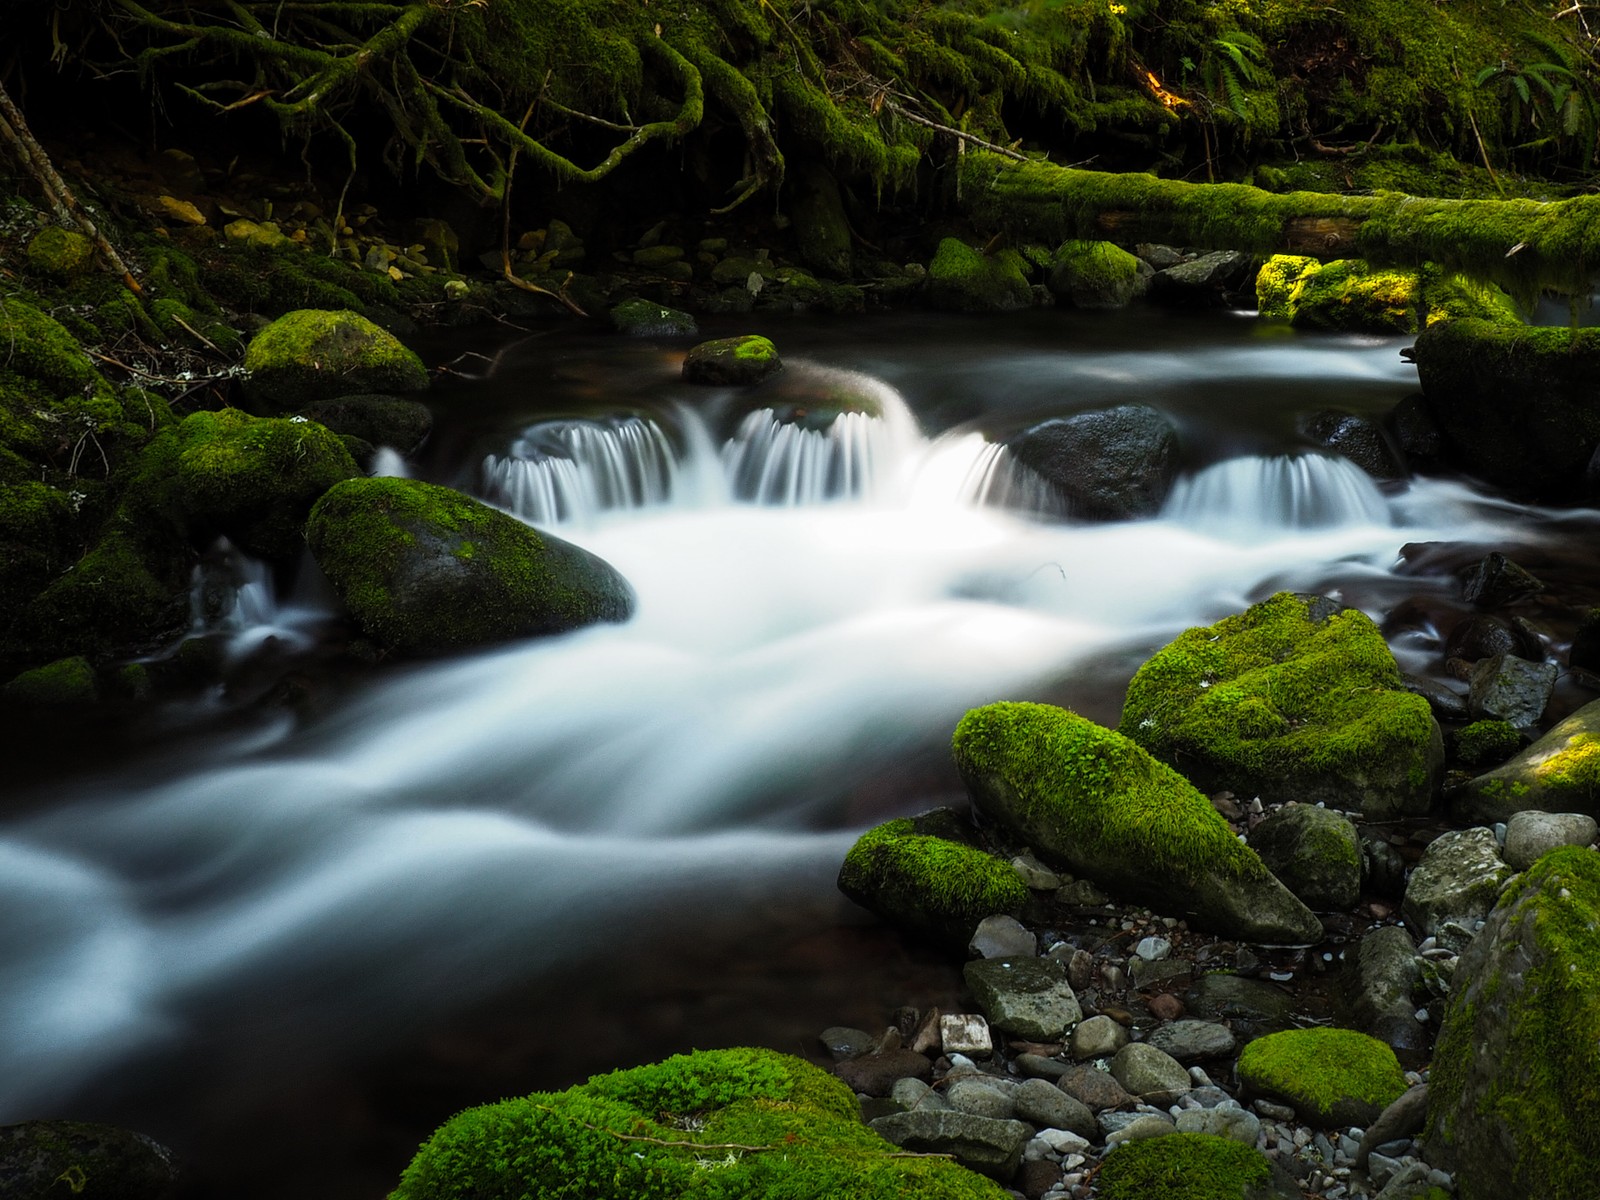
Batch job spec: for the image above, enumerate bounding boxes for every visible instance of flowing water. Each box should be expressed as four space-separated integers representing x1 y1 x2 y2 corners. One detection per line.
5 308 1598 1197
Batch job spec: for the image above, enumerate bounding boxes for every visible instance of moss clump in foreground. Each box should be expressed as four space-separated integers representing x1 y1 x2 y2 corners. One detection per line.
1427 846 1600 1200
837 817 1028 945
1097 1133 1279 1200
242 308 430 409
388 1047 1009 1200
1119 592 1442 820
1236 1027 1408 1127
952 701 1321 943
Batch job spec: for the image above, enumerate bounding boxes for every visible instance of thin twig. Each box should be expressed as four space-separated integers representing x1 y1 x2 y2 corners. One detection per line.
882 101 1027 160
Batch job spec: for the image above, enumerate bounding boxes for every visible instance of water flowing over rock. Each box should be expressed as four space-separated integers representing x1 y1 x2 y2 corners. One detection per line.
1161 454 1391 537
482 416 683 526
1005 405 1179 521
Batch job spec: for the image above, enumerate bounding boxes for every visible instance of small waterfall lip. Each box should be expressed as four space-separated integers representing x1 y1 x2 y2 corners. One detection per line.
1162 452 1393 537
154 539 331 667
482 414 683 526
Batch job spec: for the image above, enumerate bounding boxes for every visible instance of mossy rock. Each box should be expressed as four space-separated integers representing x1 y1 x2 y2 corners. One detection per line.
0 297 99 393
952 702 1322 943
1456 697 1600 823
609 298 697 337
1426 846 1600 1200
1097 1132 1300 1200
0 1119 179 1200
242 309 430 409
1247 803 1361 911
789 159 853 278
300 395 433 456
0 481 86 616
926 238 1033 314
25 227 95 280
1235 1027 1408 1127
388 1046 1009 1200
681 335 783 386
1255 257 1420 333
1119 592 1444 820
1449 719 1523 770
1 655 99 707
838 817 1028 947
1047 240 1146 309
306 476 634 656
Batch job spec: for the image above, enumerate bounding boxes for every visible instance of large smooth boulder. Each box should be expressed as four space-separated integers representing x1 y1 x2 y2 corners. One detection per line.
927 238 1033 313
1005 405 1179 521
1247 803 1362 911
243 309 429 409
306 477 633 656
1502 810 1598 870
838 818 1028 947
1236 1027 1408 1127
0 1120 178 1200
1456 697 1600 824
1047 240 1146 308
953 702 1322 943
1119 592 1444 820
390 1047 1010 1200
1426 847 1600 1200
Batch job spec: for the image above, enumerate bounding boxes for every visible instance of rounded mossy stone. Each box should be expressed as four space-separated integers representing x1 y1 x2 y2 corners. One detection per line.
242 308 429 409
838 817 1028 946
682 335 783 386
388 1046 1009 1200
0 481 84 612
1247 803 1361 911
1 655 99 706
306 476 634 656
1236 1027 1408 1127
1048 240 1144 308
1119 592 1443 820
1257 258 1421 334
1427 845 1600 1200
608 298 697 337
25 227 95 280
1097 1132 1295 1200
927 238 1033 314
299 395 433 456
0 297 99 393
1449 719 1523 769
953 701 1321 943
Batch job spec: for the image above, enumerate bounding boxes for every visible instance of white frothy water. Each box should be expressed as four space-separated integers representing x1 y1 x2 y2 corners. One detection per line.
0 351 1540 1121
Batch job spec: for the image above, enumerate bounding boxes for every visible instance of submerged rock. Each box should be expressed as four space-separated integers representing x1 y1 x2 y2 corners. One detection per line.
243 309 429 409
1005 405 1180 521
306 477 633 656
681 335 783 386
1301 409 1406 481
1119 592 1443 820
953 701 1322 943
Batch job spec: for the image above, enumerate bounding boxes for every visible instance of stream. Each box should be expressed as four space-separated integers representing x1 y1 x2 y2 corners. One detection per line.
5 306 1599 1198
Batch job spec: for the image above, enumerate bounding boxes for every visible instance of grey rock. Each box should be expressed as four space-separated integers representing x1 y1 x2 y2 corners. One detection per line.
1145 1019 1238 1063
0 1121 179 1200
1361 834 1410 900
1503 810 1599 870
1401 673 1469 720
868 1109 1032 1180
1401 827 1512 939
1109 1042 1191 1104
947 1078 1018 1120
1128 956 1192 990
1134 935 1172 961
1461 552 1544 609
1015 1052 1070 1081
1150 250 1252 305
1103 1113 1178 1147
1057 1063 1136 1112
1069 1014 1130 1059
1186 974 1296 1028
608 297 697 337
1137 243 1187 269
1006 405 1180 522
1468 653 1557 728
1344 924 1427 1053
1014 1078 1097 1139
970 914 1039 959
964 956 1083 1041
940 1013 994 1058
1446 613 1541 664
1356 1083 1428 1170
890 1077 951 1113
1012 852 1062 890
1303 409 1406 481
819 1025 878 1061
1249 803 1363 910
1372 1161 1432 1200
1175 1104 1262 1146
1458 697 1600 823
833 1048 932 1096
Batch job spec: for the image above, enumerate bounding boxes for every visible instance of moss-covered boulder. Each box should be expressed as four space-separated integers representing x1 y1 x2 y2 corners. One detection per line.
1096 1132 1300 1200
1448 719 1523 770
838 817 1028 947
681 335 783 386
1236 1027 1409 1127
1119 593 1443 820
1456 697 1600 824
388 1047 1008 1200
242 309 430 409
1 655 99 707
927 238 1033 314
952 702 1322 943
1426 846 1600 1200
25 227 96 280
1047 240 1146 309
1247 803 1361 911
300 395 433 457
609 298 697 337
306 477 633 656
1256 256 1421 333
0 1119 179 1200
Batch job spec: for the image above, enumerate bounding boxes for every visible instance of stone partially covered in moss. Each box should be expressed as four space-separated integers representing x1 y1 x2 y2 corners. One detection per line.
681 335 783 386
306 477 633 656
1047 240 1146 309
1119 593 1443 820
927 238 1033 314
953 702 1322 943
242 309 430 409
1255 257 1421 333
1097 1132 1300 1200
1 655 99 707
1457 697 1600 823
838 817 1027 947
1247 803 1361 911
609 298 697 337
1427 846 1600 1200
25 227 95 280
300 395 433 457
0 1119 179 1200
0 297 98 394
1449 719 1523 770
1236 1027 1408 1127
388 1047 1008 1200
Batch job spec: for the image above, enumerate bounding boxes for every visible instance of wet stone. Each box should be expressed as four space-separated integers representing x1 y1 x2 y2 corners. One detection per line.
833 1048 931 1096
1129 956 1192 990
1176 1104 1262 1146
1109 1042 1191 1104
1502 810 1599 870
819 1025 878 1061
1069 1014 1129 1059
964 956 1083 1041
867 1110 1032 1181
970 914 1038 959
1015 1052 1070 1081
1467 653 1557 728
1103 1112 1178 1147
947 1078 1017 1120
1145 1019 1238 1063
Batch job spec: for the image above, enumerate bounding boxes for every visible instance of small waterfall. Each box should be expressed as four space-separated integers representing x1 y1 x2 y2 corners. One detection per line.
1163 453 1391 535
170 539 325 664
952 440 1062 515
482 416 680 525
370 447 410 478
722 408 894 504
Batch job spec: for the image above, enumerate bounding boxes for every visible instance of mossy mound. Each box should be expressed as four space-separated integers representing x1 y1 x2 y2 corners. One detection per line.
1 655 100 706
0 481 90 619
1449 719 1523 770
952 702 1321 943
242 309 430 409
1427 846 1600 1200
1255 257 1420 333
388 1046 1008 1200
1236 1027 1408 1127
25 227 95 280
682 335 783 386
927 238 1033 314
837 817 1028 946
1097 1133 1296 1200
1119 592 1443 820
1457 698 1600 824
1047 240 1144 309
306 477 634 656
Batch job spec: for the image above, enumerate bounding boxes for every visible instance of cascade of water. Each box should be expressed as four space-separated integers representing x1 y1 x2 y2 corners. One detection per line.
1163 453 1392 536
482 416 681 525
170 539 328 664
951 440 1063 515
370 447 410 478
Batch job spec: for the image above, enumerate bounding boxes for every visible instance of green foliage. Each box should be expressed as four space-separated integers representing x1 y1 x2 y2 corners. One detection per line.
1473 32 1599 168
1450 719 1523 769
1097 1133 1274 1200
1200 32 1277 138
1237 1027 1409 1125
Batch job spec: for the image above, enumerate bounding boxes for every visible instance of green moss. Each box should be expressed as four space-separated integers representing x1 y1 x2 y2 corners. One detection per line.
243 309 430 409
733 336 777 361
1119 592 1440 817
1236 1027 1408 1125
1450 719 1523 769
1256 257 1422 333
1 655 99 706
1097 1133 1274 1200
1529 731 1600 796
837 817 1028 943
389 1047 1007 1200
1050 240 1142 307
927 237 1033 314
0 297 98 393
25 227 95 279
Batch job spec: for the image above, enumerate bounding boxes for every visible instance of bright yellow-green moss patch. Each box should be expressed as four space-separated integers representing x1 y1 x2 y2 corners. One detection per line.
1255 257 1421 333
25 228 95 280
243 309 430 409
927 237 1033 313
1098 1133 1275 1200
388 1047 1009 1200
1237 1027 1408 1126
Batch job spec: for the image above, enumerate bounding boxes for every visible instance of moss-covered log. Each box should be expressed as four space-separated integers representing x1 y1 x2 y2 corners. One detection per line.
961 151 1600 296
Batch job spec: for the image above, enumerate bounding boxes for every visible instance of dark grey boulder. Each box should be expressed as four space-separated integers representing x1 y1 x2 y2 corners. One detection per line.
1150 250 1252 305
1248 803 1362 910
1343 924 1427 1052
1005 405 1180 521
609 298 697 336
1461 552 1544 608
0 1121 178 1200
867 1110 1031 1180
1302 410 1406 481
1467 653 1556 727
